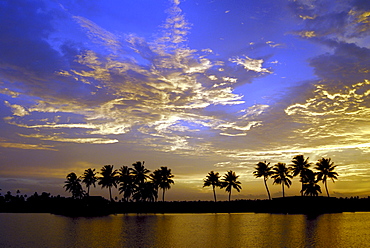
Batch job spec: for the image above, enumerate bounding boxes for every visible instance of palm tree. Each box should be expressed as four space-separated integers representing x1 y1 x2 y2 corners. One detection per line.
151 167 174 202
131 161 150 185
64 172 84 199
133 182 158 202
291 155 311 196
271 163 293 197
130 161 151 202
253 161 273 200
315 158 338 197
203 171 221 202
150 169 162 202
220 170 242 201
301 169 322 196
98 165 119 201
81 168 97 196
118 165 134 201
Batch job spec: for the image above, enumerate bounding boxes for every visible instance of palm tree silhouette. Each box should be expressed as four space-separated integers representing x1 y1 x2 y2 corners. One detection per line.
64 172 84 199
150 170 161 202
131 161 151 202
133 182 157 202
291 155 311 196
315 158 338 197
253 161 273 200
301 169 322 196
131 161 150 185
203 171 221 202
118 165 134 202
151 167 174 202
272 163 293 197
221 170 242 201
98 165 119 201
81 168 97 196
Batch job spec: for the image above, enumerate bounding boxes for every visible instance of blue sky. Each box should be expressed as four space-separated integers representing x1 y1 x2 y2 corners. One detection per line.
0 0 370 200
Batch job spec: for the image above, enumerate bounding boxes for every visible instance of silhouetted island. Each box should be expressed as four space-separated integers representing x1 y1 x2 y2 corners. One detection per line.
1 192 370 216
53 155 342 216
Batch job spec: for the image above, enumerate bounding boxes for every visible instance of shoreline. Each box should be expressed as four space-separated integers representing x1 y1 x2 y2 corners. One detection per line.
1 196 370 216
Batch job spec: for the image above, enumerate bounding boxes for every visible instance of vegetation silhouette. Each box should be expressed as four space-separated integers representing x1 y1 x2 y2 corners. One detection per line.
118 165 133 202
315 158 338 197
130 161 156 202
0 155 346 215
3 192 370 215
256 155 339 198
150 168 162 201
301 169 322 196
291 155 311 196
151 166 174 202
133 181 157 202
203 171 222 202
81 168 97 197
131 161 150 185
253 161 273 200
220 170 242 201
271 162 293 197
65 161 176 204
98 165 119 201
64 172 84 199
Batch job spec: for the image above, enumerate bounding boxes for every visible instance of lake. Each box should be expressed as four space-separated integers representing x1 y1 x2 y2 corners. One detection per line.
1 212 370 247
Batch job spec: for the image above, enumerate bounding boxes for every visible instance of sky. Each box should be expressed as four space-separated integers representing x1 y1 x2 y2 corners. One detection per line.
0 0 369 201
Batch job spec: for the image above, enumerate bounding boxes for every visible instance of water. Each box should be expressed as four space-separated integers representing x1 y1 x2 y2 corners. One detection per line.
1 212 370 247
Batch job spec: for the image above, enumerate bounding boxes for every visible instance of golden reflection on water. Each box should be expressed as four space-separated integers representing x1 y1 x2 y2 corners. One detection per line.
63 213 370 248
2 212 370 247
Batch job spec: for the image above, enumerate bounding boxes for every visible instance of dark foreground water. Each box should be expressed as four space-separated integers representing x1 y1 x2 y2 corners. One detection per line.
1 212 370 247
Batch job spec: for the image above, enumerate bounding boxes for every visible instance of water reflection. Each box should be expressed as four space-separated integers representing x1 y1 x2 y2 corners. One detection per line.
1 212 370 247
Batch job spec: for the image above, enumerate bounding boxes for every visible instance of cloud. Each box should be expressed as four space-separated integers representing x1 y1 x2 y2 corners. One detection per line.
309 42 370 83
0 141 56 151
18 133 118 144
290 0 370 39
202 2 370 169
280 1 370 155
0 88 20 98
4 101 29 117
1 0 367 172
299 15 317 20
1 0 369 199
0 1 68 89
73 16 121 53
0 0 271 152
229 56 271 73
298 31 317 38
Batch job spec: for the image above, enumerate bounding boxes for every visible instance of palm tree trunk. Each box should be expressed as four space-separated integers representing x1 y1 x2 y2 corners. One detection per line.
162 189 165 202
325 180 330 197
229 190 231 201
264 178 271 200
282 184 285 197
109 186 112 201
212 185 217 202
87 186 90 197
301 181 303 197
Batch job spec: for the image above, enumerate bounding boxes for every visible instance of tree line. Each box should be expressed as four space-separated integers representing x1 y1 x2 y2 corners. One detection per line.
203 155 338 201
64 155 338 202
64 161 174 202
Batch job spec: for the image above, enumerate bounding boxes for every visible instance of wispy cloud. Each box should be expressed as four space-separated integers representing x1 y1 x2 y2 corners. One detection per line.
0 141 56 151
290 0 370 39
229 56 271 73
1 0 270 149
18 133 118 144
